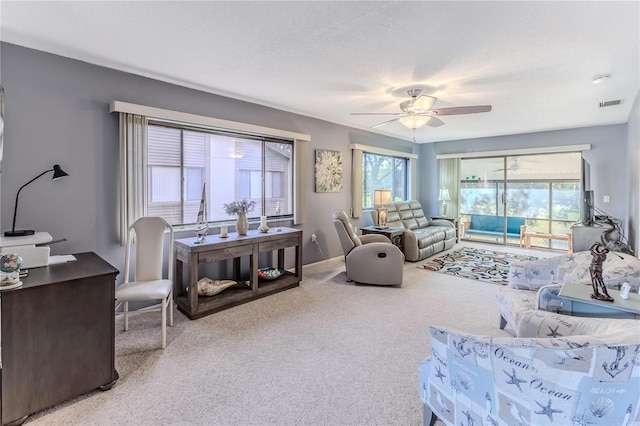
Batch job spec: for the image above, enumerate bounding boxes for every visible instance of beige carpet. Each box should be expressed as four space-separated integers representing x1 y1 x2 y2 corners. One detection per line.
26 242 554 426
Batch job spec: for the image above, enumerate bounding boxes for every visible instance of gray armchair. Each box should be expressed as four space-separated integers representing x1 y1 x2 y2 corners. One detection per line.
332 210 404 286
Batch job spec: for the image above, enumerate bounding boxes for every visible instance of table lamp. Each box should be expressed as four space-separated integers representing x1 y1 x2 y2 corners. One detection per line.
374 189 392 228
5 164 69 237
438 187 451 217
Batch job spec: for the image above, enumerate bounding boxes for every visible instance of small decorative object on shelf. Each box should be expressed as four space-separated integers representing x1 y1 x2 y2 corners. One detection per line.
1 253 23 289
589 242 614 302
197 277 237 296
219 223 229 238
223 199 256 236
258 267 285 280
258 215 269 233
275 201 282 232
194 183 208 244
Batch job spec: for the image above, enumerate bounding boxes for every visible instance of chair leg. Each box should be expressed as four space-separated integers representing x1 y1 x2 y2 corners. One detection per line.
168 290 174 327
499 315 507 330
161 297 167 349
124 301 129 331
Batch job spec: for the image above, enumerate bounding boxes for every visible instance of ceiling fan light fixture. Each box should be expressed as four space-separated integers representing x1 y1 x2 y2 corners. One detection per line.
412 95 436 112
399 115 429 130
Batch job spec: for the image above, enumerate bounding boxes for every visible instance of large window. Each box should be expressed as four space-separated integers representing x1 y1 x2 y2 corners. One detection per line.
459 152 582 249
147 122 293 226
362 152 408 208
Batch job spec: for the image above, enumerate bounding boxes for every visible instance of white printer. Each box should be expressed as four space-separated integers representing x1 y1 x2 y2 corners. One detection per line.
0 232 53 268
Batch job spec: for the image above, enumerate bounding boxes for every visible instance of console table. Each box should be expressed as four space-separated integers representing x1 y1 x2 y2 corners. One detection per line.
559 281 640 319
174 227 302 319
1 252 119 426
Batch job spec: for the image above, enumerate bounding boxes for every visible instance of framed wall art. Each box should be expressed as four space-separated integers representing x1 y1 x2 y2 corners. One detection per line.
314 149 343 193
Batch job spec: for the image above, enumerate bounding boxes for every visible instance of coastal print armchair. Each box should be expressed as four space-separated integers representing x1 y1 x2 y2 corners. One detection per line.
420 311 640 426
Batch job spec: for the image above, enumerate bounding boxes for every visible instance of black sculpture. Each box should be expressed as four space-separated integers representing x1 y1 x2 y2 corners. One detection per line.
589 242 614 302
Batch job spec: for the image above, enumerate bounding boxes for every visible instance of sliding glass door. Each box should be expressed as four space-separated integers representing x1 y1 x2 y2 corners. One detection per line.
459 153 581 250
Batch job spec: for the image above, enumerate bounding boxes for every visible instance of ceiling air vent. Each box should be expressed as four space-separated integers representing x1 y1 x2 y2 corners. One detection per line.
599 99 622 108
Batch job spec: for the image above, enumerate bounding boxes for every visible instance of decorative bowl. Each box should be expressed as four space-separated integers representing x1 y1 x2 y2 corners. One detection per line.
258 267 285 280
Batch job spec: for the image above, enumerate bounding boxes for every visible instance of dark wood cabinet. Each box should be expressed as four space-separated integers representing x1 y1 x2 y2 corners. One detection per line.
0 252 119 426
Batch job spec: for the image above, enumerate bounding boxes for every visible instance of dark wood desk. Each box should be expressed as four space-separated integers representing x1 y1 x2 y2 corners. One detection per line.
174 228 303 320
0 252 119 426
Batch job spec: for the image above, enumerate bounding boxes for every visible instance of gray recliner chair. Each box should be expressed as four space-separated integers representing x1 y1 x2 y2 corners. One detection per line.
332 210 404 286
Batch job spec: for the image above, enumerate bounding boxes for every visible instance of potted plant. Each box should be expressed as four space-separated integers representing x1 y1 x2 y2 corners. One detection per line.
223 199 256 236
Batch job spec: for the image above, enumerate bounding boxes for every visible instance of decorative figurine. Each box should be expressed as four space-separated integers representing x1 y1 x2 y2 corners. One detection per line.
589 242 614 302
1 253 23 286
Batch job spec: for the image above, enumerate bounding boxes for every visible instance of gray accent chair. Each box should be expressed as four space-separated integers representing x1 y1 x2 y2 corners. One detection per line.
332 210 404 286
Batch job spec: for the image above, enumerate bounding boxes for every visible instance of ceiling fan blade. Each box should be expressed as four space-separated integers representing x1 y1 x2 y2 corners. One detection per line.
351 112 404 116
426 116 445 127
370 117 401 129
428 105 492 116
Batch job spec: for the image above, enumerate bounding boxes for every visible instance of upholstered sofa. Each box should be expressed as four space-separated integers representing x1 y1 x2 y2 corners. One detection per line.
420 310 640 426
371 200 456 262
496 250 640 333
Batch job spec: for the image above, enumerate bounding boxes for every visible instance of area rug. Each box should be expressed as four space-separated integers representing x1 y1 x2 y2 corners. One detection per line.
420 247 540 285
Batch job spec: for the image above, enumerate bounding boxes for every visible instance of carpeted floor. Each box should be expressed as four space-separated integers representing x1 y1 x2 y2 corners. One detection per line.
420 246 541 285
24 242 555 426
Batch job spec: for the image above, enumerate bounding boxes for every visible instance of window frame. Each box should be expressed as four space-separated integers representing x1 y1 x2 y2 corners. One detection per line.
147 119 294 227
349 143 418 218
113 100 310 242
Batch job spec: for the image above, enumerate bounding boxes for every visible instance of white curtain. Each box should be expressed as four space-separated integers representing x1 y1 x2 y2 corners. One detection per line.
293 138 307 224
438 157 460 218
351 148 363 218
119 113 148 245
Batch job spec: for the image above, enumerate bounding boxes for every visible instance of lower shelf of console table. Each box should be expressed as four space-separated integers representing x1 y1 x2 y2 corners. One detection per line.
174 227 302 319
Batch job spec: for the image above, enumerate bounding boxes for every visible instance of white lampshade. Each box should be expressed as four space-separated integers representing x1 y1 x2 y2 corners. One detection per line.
438 188 451 201
374 189 392 205
399 114 430 130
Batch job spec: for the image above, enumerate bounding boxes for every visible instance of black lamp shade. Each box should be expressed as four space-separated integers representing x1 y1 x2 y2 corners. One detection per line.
4 164 69 237
52 164 69 180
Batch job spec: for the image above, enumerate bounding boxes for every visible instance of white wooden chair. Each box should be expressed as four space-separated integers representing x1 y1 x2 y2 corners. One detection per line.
115 216 174 349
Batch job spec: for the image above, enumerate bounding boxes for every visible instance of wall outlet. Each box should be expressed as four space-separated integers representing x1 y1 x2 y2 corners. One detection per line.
603 195 610 203
311 234 318 242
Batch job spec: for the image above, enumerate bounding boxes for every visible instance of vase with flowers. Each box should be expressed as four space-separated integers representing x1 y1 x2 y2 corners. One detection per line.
223 199 256 236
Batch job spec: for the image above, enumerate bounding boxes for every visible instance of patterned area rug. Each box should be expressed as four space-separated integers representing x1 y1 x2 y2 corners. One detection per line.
420 247 540 285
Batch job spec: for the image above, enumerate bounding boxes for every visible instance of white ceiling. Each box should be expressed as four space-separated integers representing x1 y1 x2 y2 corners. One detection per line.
1 1 638 144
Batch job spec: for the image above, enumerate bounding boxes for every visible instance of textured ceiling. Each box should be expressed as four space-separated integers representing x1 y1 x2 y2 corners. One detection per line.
1 1 638 143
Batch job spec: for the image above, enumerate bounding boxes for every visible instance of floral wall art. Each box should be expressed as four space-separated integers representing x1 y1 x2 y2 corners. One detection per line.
314 149 343 193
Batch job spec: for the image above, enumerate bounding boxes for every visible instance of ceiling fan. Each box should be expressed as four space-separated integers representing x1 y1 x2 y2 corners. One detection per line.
493 157 520 172
351 89 492 130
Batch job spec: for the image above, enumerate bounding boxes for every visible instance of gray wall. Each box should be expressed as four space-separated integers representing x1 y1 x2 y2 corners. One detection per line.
0 42 417 275
419 123 637 252
2 41 637 281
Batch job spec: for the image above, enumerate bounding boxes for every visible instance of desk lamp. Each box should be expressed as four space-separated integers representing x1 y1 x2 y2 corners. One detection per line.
374 189 392 228
5 164 69 237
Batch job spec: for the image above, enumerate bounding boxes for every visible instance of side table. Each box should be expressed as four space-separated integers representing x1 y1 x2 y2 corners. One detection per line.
361 226 405 252
558 281 640 319
431 216 459 243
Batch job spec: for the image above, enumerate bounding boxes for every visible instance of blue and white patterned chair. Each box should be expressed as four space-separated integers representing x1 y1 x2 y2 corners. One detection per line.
496 251 640 333
420 311 640 426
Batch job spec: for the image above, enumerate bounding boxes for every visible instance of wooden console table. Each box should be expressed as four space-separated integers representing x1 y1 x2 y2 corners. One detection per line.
1 252 119 426
174 227 303 320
